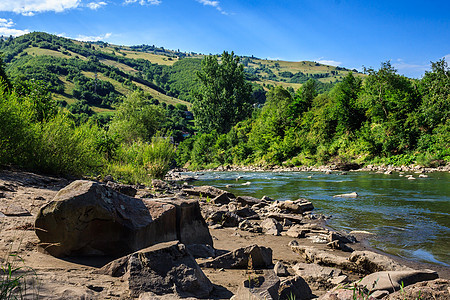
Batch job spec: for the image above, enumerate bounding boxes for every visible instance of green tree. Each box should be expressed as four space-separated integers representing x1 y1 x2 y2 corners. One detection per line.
289 78 318 120
193 51 253 134
108 91 164 143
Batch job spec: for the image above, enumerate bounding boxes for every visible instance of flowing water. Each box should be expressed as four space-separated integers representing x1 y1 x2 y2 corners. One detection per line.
189 170 450 267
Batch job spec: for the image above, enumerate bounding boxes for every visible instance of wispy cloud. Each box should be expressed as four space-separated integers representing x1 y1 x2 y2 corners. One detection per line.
0 18 30 36
196 0 227 15
74 32 112 41
392 58 430 78
124 0 161 5
315 58 342 66
87 1 107 10
0 0 81 16
443 54 450 62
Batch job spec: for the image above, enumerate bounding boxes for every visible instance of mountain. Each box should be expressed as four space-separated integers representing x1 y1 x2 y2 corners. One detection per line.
0 32 363 116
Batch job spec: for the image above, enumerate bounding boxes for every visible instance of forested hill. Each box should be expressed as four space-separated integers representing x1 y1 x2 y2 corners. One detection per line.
0 32 359 115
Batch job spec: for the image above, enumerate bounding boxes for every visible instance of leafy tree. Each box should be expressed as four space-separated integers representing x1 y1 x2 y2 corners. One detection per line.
108 91 164 143
289 79 318 119
192 51 253 134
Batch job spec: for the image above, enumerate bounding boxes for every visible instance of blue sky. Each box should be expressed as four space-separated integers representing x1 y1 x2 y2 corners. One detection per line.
0 0 449 78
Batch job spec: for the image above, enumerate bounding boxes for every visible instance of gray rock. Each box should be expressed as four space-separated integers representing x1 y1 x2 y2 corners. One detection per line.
153 198 213 246
106 182 137 197
327 240 354 252
278 199 314 214
348 251 411 273
184 185 235 199
279 276 312 300
236 195 262 206
207 210 243 227
232 270 280 300
35 180 178 257
186 244 215 258
98 241 213 298
1 204 31 216
235 207 258 219
358 269 439 293
211 193 231 205
199 244 272 269
293 262 342 280
291 246 356 271
385 279 449 300
285 225 308 238
274 261 289 277
329 231 357 244
261 218 283 236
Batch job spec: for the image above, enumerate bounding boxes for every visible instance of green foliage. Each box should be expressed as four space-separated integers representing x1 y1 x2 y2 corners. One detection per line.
108 91 164 143
193 51 254 134
178 59 450 169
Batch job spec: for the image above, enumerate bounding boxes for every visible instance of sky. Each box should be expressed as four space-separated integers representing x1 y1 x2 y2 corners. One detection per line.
0 0 449 78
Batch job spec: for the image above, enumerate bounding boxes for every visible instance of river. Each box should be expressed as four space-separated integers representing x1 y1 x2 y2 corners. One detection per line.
188 170 450 267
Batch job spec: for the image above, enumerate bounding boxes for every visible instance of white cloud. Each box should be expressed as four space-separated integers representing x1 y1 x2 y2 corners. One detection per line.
124 0 161 5
0 18 30 36
87 1 107 10
74 32 112 41
196 0 227 15
443 54 450 62
0 0 81 15
315 58 342 66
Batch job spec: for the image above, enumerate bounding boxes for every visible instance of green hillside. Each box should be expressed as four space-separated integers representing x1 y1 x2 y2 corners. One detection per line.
0 32 360 117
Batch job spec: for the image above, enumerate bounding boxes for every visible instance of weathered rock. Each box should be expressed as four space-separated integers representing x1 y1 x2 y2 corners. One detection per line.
106 182 137 197
261 218 283 236
329 275 348 285
291 246 356 271
151 179 169 190
385 278 449 300
206 210 243 227
1 204 31 216
186 244 215 258
238 220 262 233
293 262 342 281
98 241 213 298
211 193 232 205
236 195 262 206
199 244 272 269
318 289 361 300
348 251 411 273
327 240 354 252
279 276 313 300
274 261 289 277
278 199 314 214
184 185 235 199
358 269 439 293
35 180 178 257
154 198 213 246
235 207 259 219
333 192 358 198
231 270 280 300
329 231 357 244
285 225 308 238
266 213 304 224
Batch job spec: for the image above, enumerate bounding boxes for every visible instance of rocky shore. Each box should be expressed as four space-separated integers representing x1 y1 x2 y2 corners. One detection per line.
180 162 450 174
0 169 449 299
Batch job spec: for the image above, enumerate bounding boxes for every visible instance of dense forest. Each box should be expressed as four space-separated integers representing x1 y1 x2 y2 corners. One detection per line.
0 32 448 182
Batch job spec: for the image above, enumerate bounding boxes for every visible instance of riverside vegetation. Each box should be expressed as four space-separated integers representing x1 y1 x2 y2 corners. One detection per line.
0 32 449 182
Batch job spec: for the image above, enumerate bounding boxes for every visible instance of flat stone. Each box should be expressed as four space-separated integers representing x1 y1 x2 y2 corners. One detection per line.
231 270 280 300
199 244 272 269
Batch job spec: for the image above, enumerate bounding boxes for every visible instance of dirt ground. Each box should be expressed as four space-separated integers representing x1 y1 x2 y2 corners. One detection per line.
1 169 448 299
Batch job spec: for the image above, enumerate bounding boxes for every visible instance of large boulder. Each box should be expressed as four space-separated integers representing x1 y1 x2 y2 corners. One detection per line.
98 241 213 298
35 180 178 257
153 198 213 246
291 246 356 271
348 251 411 273
200 244 272 269
358 269 439 293
277 199 314 214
